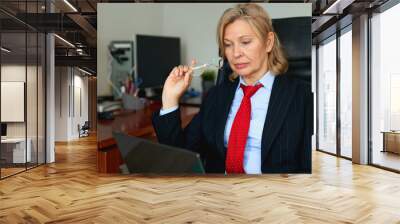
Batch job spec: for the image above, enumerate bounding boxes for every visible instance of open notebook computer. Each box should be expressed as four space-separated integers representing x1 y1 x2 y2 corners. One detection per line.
113 132 205 174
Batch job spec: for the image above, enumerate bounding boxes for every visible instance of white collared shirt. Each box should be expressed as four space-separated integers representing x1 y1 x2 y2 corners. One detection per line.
224 71 275 174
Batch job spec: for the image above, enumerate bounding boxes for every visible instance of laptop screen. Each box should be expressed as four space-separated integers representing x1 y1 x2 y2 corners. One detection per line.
113 132 205 174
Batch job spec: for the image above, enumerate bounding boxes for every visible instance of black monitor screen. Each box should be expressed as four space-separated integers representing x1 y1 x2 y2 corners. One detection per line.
136 35 181 88
1 123 6 137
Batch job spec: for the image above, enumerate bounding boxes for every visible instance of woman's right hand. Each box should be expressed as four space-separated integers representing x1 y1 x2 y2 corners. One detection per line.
162 60 195 110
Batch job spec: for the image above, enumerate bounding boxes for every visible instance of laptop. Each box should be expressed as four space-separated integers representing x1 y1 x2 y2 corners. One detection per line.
113 132 205 174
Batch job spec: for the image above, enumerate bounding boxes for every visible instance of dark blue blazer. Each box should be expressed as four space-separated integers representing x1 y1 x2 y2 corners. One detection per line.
152 75 313 173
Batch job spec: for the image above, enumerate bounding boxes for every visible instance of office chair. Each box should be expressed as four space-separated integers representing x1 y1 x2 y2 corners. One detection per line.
79 121 90 138
216 17 312 85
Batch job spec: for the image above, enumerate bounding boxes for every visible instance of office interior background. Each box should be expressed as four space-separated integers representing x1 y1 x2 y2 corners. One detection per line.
1 0 400 222
0 0 97 179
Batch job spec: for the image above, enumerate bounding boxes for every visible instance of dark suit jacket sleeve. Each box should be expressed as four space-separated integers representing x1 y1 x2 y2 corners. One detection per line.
152 87 216 154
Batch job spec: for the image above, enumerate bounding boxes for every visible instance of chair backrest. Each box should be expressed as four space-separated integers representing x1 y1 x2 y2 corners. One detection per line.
216 16 311 85
82 121 90 129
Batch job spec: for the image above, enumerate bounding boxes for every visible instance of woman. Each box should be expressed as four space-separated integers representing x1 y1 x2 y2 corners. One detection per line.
152 3 312 174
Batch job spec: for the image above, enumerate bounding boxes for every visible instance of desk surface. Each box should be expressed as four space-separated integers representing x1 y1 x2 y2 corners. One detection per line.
97 105 199 147
97 105 199 173
381 131 400 134
1 138 29 143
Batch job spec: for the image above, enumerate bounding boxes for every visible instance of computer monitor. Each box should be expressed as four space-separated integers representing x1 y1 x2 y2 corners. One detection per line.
136 34 181 89
1 123 7 137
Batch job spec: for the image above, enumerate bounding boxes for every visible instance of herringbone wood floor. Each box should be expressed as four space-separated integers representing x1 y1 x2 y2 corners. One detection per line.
1 134 400 223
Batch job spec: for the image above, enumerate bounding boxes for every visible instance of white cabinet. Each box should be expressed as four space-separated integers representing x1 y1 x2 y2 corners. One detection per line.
1 138 32 163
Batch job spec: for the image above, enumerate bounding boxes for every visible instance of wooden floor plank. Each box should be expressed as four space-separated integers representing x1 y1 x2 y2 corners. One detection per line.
1 134 400 223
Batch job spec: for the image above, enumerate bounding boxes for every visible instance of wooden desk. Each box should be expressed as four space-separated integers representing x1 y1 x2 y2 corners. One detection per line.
381 131 400 154
97 105 199 173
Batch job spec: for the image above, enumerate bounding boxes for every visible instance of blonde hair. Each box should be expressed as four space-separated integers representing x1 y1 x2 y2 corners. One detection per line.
217 3 288 80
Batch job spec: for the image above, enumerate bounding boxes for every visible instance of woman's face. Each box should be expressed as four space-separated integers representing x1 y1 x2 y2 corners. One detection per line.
223 19 274 80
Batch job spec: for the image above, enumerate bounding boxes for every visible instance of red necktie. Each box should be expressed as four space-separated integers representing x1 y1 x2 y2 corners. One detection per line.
226 83 263 174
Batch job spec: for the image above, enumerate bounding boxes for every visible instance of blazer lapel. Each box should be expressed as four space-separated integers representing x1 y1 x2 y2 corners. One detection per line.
215 78 239 159
261 75 296 164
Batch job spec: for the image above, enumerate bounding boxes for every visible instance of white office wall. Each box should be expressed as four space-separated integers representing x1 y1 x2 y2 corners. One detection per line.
97 4 163 96
55 67 69 141
72 73 89 138
97 3 311 96
75 74 89 123
55 67 89 141
160 4 227 92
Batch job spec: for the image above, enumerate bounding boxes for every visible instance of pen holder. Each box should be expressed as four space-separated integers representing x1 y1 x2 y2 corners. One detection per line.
122 94 145 111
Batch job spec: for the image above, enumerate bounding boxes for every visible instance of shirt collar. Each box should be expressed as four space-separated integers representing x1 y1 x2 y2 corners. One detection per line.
238 71 275 92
